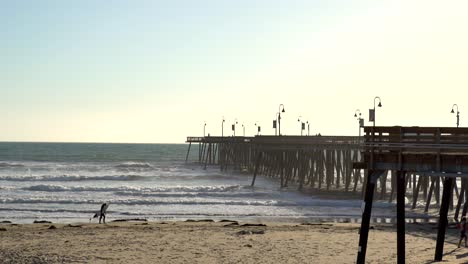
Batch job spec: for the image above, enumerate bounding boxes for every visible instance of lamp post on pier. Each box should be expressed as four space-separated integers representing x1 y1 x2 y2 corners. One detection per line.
255 122 261 136
297 116 304 136
203 121 207 137
451 104 460 128
278 104 285 136
242 123 245 137
306 121 310 136
369 97 382 127
354 109 363 137
232 118 238 136
273 113 279 135
221 117 225 137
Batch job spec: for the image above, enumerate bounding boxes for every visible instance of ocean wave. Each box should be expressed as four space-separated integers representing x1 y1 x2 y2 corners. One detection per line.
22 184 247 193
0 207 98 214
0 162 25 168
0 173 234 182
114 162 153 170
113 191 269 198
0 175 148 182
0 197 288 206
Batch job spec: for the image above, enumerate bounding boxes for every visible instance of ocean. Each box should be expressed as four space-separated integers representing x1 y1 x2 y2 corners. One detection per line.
0 142 403 224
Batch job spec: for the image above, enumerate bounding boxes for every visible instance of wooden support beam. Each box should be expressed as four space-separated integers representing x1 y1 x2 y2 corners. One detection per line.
412 174 423 209
425 177 436 213
434 177 454 262
380 171 387 199
357 170 381 264
251 151 262 187
389 171 396 202
455 179 466 221
397 171 406 264
198 142 202 163
185 142 192 163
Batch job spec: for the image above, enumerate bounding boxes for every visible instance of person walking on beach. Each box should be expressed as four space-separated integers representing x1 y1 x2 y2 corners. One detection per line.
90 203 110 224
457 216 467 248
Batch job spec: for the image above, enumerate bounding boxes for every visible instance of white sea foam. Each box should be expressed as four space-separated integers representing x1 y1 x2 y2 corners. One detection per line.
0 162 25 168
0 175 149 182
1 197 285 206
114 162 153 170
22 184 247 193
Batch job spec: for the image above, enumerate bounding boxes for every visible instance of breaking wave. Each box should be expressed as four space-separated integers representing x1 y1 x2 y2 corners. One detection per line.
114 162 153 170
0 175 149 182
0 197 287 206
22 184 247 193
0 162 25 168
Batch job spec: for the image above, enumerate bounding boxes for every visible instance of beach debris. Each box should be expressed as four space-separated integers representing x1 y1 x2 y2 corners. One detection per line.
236 230 265 235
48 225 57 230
301 223 333 226
0 227 6 231
185 219 215 222
244 244 253 248
224 222 239 227
219 219 238 223
111 218 147 222
33 220 52 224
66 224 82 228
240 223 266 227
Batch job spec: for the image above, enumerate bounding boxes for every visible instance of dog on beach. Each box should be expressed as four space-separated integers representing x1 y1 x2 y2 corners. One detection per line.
90 203 110 224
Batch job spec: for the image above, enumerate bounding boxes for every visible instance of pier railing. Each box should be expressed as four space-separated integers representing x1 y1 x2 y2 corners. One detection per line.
363 126 468 173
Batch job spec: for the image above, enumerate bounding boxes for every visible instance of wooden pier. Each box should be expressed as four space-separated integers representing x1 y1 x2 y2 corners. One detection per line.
186 129 468 262
186 135 458 205
356 126 468 263
187 135 363 191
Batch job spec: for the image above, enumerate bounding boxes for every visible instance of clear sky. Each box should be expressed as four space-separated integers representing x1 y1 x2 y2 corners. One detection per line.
1 0 467 143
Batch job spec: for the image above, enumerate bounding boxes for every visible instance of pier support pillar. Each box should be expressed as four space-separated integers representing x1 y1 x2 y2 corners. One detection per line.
185 142 192 163
357 170 384 264
396 171 406 264
251 152 262 187
434 177 454 261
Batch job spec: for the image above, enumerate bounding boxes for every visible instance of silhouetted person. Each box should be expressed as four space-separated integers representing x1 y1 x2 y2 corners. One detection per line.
457 216 467 248
90 203 109 224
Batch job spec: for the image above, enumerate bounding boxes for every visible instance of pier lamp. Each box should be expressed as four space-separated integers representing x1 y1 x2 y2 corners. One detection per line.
297 116 304 136
354 109 363 137
242 123 245 137
222 117 225 137
232 119 238 136
369 97 382 127
278 104 286 136
306 121 310 136
255 122 261 136
451 104 460 128
273 113 279 136
203 121 207 137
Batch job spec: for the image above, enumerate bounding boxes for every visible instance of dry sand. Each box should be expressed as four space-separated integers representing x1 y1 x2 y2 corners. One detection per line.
1 220 468 263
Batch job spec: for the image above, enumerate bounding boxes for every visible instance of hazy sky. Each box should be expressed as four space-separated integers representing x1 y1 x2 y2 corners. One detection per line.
1 0 467 143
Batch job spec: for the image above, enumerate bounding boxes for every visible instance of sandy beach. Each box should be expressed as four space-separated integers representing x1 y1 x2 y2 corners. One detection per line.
1 220 468 264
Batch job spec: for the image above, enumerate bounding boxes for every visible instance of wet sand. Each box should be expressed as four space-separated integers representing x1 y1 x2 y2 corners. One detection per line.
1 220 467 263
